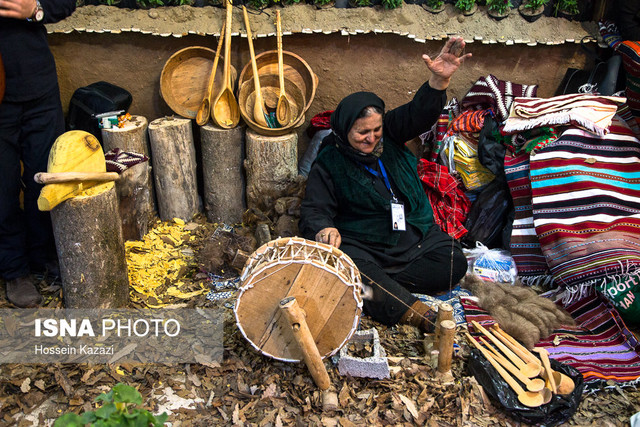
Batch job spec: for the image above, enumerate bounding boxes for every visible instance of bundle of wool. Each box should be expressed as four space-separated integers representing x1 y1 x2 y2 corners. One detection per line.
461 274 575 349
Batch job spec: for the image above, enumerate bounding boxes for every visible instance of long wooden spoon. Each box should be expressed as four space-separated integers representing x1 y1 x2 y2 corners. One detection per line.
478 337 546 393
465 332 545 408
242 6 269 128
472 321 541 378
196 25 225 126
275 10 292 127
212 0 240 129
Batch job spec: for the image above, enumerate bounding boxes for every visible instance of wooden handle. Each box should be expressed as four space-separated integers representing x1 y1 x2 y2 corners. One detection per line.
465 332 526 395
276 10 285 96
534 347 557 393
279 297 331 390
243 6 261 95
35 172 119 184
207 24 226 101
491 324 541 366
223 0 233 89
434 303 454 347
437 319 456 374
472 321 528 371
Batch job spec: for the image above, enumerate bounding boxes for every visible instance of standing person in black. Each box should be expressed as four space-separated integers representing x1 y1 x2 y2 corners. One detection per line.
300 38 471 333
0 0 76 307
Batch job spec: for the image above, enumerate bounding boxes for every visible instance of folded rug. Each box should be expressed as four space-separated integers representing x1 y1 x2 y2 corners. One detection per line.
503 94 626 136
504 151 550 277
462 290 640 390
461 74 538 122
529 118 640 290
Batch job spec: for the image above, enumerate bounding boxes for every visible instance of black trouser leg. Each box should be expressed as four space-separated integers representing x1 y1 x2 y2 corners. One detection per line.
0 88 64 280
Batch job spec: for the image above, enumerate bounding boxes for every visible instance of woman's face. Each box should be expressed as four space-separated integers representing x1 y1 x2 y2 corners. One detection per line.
347 112 383 154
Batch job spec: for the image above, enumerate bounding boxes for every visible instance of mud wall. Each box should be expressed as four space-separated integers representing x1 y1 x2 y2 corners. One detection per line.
48 31 588 150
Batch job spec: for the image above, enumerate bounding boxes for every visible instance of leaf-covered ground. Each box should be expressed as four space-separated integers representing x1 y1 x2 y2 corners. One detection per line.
1 217 639 426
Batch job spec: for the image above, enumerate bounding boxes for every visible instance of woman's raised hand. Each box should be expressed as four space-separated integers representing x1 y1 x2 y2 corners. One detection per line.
422 37 472 90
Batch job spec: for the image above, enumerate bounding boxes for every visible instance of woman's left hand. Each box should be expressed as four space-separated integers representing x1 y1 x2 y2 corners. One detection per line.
423 37 472 90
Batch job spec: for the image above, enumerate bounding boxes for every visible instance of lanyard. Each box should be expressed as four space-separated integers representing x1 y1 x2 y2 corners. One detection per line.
360 159 398 202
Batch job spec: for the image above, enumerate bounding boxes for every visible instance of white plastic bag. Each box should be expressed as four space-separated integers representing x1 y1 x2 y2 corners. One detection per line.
464 242 518 285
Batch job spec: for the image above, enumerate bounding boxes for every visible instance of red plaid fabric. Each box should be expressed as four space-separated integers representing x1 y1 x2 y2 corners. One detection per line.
417 159 471 239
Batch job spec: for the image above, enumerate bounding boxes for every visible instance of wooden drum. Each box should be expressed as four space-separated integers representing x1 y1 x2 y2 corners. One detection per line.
235 237 363 362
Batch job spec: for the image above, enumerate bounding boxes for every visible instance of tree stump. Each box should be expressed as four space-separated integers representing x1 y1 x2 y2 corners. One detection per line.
148 116 199 221
102 115 156 240
200 124 245 224
244 129 297 212
51 183 129 308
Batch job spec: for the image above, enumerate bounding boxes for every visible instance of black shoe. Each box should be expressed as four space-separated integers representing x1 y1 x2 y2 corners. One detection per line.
6 275 43 308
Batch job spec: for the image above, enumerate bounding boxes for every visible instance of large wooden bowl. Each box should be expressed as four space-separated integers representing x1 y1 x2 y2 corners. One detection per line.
238 50 317 115
160 46 237 119
238 75 306 136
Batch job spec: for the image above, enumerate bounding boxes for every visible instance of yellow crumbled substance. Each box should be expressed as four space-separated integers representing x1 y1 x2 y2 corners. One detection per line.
125 218 207 307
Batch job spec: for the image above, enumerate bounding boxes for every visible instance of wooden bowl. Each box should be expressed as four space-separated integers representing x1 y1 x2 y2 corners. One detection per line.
160 46 237 119
238 50 317 115
238 75 306 136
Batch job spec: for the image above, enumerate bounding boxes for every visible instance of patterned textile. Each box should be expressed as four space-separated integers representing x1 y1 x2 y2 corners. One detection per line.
445 109 492 136
461 290 640 389
441 133 495 191
503 94 626 137
599 20 623 50
308 110 333 136
461 74 538 122
104 148 149 173
519 127 559 154
529 120 640 289
428 111 451 162
616 41 640 125
417 159 471 239
616 103 640 139
504 151 550 276
415 285 472 325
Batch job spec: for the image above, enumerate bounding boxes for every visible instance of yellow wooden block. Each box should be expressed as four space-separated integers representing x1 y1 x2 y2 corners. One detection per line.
37 131 112 211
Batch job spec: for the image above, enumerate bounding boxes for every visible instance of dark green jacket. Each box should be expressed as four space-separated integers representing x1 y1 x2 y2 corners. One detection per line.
315 140 433 245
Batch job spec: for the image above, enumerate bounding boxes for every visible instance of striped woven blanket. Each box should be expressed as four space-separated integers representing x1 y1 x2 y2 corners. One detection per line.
462 290 640 389
504 151 550 277
504 94 626 136
529 119 640 289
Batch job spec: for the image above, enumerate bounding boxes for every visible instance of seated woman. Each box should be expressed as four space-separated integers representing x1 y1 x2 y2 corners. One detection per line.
299 38 471 333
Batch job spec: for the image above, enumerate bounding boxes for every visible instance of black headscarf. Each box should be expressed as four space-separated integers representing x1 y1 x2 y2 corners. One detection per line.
321 91 386 165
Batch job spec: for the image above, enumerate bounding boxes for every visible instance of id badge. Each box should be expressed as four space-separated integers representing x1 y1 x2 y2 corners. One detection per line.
391 202 406 231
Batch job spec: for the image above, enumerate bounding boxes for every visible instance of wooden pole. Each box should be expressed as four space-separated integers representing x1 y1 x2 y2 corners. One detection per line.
200 124 245 224
437 320 456 374
148 116 199 221
279 296 331 390
434 303 454 348
51 183 129 308
102 115 156 240
244 129 297 212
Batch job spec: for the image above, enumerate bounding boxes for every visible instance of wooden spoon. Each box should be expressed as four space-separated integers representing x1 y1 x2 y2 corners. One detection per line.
212 0 240 129
196 25 225 126
242 6 269 128
275 10 292 127
533 347 575 395
465 332 545 408
35 171 119 184
472 321 541 378
478 337 546 393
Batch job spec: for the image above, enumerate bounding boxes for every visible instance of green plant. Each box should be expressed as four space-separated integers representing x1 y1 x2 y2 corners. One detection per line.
554 0 578 15
53 383 168 427
351 0 372 6
381 0 401 8
487 0 512 14
135 0 166 7
523 0 548 9
425 0 444 8
247 0 270 8
454 0 476 12
314 0 333 6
